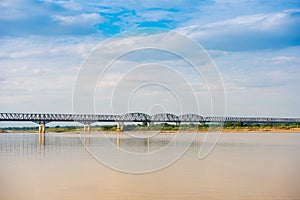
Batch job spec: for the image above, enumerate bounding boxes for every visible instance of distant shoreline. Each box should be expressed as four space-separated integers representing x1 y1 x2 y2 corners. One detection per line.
1 127 300 133
2 122 300 134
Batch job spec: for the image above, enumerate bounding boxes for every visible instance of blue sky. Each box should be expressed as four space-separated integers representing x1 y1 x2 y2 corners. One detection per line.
0 0 300 122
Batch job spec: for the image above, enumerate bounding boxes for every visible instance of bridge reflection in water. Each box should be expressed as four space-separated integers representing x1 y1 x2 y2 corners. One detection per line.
81 130 151 153
1 112 299 145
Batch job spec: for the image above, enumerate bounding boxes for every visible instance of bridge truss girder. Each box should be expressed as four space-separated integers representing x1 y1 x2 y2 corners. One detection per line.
0 113 299 124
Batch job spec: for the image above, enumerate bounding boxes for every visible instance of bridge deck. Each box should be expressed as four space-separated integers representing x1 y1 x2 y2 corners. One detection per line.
0 113 299 124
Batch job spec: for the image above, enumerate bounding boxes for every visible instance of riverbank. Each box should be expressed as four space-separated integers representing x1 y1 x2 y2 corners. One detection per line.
1 127 300 133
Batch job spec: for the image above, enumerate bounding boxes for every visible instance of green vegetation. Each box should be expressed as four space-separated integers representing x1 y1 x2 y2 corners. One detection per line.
223 122 300 131
1 122 300 133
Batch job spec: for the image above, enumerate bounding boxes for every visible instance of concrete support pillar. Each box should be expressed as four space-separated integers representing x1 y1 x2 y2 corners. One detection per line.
83 124 90 132
147 122 150 127
38 123 45 145
117 122 124 131
38 123 45 134
175 122 181 126
82 123 91 145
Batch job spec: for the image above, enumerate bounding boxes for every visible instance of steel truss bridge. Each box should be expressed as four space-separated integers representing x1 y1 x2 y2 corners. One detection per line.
1 112 299 124
1 112 299 139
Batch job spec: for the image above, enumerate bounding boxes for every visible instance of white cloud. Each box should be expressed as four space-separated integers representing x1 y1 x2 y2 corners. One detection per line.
0 36 97 60
0 36 100 113
53 13 103 25
178 9 300 51
0 29 299 117
0 0 32 20
267 56 299 64
53 0 84 11
137 10 174 21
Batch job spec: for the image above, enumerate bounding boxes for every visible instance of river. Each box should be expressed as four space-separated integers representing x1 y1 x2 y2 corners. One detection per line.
1 132 300 200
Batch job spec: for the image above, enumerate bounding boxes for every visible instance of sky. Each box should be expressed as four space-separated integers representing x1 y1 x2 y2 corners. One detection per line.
0 0 300 122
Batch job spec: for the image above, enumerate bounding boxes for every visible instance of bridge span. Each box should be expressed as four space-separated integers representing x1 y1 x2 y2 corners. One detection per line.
1 112 299 133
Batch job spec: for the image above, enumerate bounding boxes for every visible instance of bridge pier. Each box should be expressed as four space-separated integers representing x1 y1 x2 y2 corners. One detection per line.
38 123 45 135
83 124 90 132
117 122 124 131
38 122 46 145
79 121 94 133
